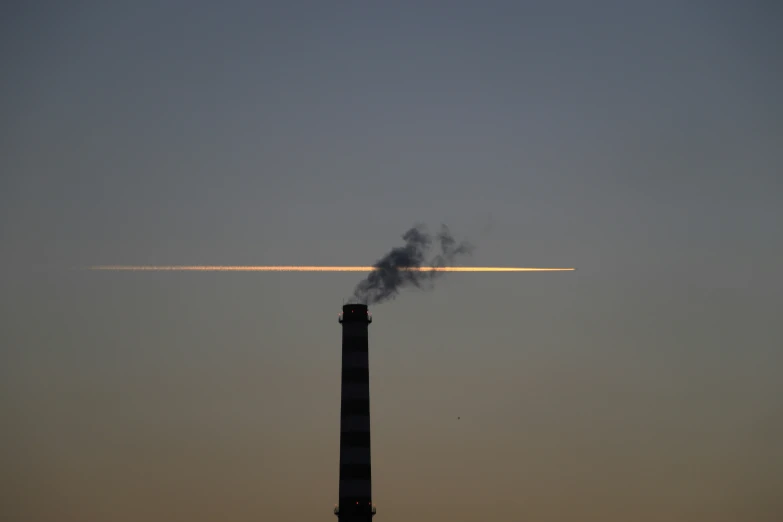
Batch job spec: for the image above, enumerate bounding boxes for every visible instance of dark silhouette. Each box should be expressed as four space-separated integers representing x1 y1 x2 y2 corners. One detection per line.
335 304 376 521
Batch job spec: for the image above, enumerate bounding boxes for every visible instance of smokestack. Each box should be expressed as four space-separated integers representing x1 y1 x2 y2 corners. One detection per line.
335 304 376 521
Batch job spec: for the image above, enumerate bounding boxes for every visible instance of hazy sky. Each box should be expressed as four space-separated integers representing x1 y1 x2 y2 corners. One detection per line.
2 2 782 521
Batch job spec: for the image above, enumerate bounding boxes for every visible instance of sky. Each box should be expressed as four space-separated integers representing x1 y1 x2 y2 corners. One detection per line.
1 1 782 521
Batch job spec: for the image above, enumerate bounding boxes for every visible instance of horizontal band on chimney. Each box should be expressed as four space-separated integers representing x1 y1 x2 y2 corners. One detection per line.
341 431 371 448
341 367 369 384
339 479 372 497
339 447 372 465
338 497 373 511
340 463 372 480
341 343 368 354
341 399 370 416
340 415 370 432
341 383 371 399
341 319 370 330
342 352 369 368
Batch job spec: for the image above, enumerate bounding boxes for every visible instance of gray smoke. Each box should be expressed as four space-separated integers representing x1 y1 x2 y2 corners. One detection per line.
350 224 474 305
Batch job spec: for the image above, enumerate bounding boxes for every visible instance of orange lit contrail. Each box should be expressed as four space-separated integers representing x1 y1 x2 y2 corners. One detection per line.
88 265 575 272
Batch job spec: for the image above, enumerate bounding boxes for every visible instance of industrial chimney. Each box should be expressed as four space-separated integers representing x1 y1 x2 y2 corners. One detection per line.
335 304 377 521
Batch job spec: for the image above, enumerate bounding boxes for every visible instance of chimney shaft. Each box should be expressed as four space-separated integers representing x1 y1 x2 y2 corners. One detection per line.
336 304 376 521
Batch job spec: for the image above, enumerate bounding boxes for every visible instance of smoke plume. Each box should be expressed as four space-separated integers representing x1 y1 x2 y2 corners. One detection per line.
350 224 474 305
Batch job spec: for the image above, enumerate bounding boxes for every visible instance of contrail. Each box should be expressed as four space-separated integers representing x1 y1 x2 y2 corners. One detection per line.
88 265 575 272
87 224 575 306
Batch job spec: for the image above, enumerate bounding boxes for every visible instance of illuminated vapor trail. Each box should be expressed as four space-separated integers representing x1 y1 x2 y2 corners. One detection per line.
88 265 575 272
88 224 575 304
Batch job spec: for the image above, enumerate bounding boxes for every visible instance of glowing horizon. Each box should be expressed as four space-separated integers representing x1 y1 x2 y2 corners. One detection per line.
88 265 576 272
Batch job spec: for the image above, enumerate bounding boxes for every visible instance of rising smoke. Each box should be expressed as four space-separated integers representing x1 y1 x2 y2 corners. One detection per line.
350 224 474 305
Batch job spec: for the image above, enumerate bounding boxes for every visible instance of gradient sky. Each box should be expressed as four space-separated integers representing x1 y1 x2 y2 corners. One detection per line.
2 2 782 521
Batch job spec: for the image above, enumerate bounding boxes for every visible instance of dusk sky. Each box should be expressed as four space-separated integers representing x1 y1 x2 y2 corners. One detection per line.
2 2 782 521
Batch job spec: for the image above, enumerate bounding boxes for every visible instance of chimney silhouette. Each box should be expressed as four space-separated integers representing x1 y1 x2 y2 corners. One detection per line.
335 304 377 521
